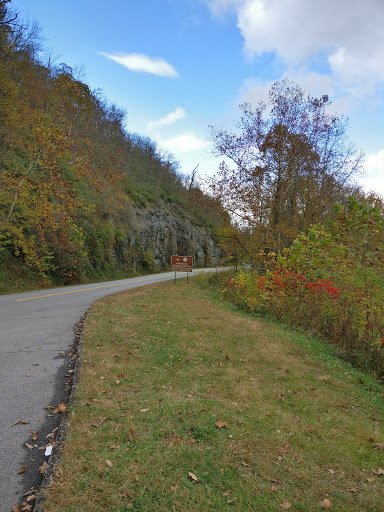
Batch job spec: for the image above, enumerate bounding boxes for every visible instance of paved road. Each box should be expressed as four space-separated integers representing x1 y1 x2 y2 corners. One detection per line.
0 270 205 511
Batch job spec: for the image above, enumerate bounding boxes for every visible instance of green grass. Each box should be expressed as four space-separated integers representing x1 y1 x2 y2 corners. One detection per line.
40 280 384 512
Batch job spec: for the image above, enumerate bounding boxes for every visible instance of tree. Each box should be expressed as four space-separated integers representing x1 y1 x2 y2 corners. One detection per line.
209 79 364 253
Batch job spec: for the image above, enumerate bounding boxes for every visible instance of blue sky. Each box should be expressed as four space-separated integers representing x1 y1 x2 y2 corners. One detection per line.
11 0 384 196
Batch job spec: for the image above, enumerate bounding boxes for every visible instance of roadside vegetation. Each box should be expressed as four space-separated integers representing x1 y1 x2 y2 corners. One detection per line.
206 198 384 381
38 281 384 512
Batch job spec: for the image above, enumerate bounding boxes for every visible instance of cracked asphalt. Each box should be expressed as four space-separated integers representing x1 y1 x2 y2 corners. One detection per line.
0 271 204 511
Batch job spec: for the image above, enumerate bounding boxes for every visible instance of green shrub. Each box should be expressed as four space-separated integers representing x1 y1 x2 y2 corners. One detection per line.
211 199 384 379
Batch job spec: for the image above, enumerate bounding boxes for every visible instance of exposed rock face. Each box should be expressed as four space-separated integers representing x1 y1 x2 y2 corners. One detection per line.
118 203 222 269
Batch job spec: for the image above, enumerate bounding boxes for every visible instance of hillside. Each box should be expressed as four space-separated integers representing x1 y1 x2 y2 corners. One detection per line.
0 2 227 292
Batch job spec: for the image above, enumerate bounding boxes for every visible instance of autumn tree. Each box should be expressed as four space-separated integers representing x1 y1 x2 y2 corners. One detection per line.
209 79 364 254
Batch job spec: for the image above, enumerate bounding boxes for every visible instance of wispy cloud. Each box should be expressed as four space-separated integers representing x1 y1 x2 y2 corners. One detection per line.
147 107 186 131
160 133 210 153
99 52 179 78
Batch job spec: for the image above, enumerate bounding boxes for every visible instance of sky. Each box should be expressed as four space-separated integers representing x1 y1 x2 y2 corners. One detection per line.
11 0 384 197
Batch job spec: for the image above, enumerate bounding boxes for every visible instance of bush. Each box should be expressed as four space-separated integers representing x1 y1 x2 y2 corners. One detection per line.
211 199 384 380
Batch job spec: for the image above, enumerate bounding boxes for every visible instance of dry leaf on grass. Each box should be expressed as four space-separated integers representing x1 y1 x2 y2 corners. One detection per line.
216 420 228 428
140 408 150 413
374 442 384 450
319 375 331 382
188 472 198 482
91 417 108 428
106 460 113 468
373 468 384 475
280 501 291 509
321 498 332 509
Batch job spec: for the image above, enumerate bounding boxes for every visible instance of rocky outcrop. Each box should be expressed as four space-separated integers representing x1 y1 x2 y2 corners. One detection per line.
114 202 222 269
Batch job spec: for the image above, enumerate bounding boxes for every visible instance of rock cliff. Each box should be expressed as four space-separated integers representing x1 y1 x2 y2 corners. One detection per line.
114 202 222 269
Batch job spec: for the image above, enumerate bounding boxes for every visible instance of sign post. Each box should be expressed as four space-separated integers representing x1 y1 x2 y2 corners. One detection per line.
171 255 193 283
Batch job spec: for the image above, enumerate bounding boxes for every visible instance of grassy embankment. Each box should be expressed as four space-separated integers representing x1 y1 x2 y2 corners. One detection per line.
39 279 384 512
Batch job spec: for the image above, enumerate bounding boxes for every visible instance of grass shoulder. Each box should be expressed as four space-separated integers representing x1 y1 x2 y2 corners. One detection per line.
39 279 384 512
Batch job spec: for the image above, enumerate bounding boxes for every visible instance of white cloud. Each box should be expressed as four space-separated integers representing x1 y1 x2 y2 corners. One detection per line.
357 149 384 197
207 0 384 94
160 133 210 153
365 150 384 177
147 107 186 131
99 52 179 78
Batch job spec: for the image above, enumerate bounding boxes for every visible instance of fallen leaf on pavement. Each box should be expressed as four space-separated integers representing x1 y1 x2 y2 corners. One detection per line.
18 466 26 474
13 421 30 426
37 462 48 474
57 403 67 413
24 443 33 450
11 505 22 512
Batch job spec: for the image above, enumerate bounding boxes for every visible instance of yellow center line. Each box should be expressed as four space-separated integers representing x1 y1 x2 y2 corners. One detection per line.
15 276 158 301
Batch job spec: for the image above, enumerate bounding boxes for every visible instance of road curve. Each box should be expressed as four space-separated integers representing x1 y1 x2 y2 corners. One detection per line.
0 270 207 511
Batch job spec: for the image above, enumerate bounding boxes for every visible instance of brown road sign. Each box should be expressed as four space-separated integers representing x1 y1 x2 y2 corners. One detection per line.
171 255 193 272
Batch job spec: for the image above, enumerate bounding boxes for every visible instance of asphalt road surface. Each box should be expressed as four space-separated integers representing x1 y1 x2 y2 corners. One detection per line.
0 270 206 511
